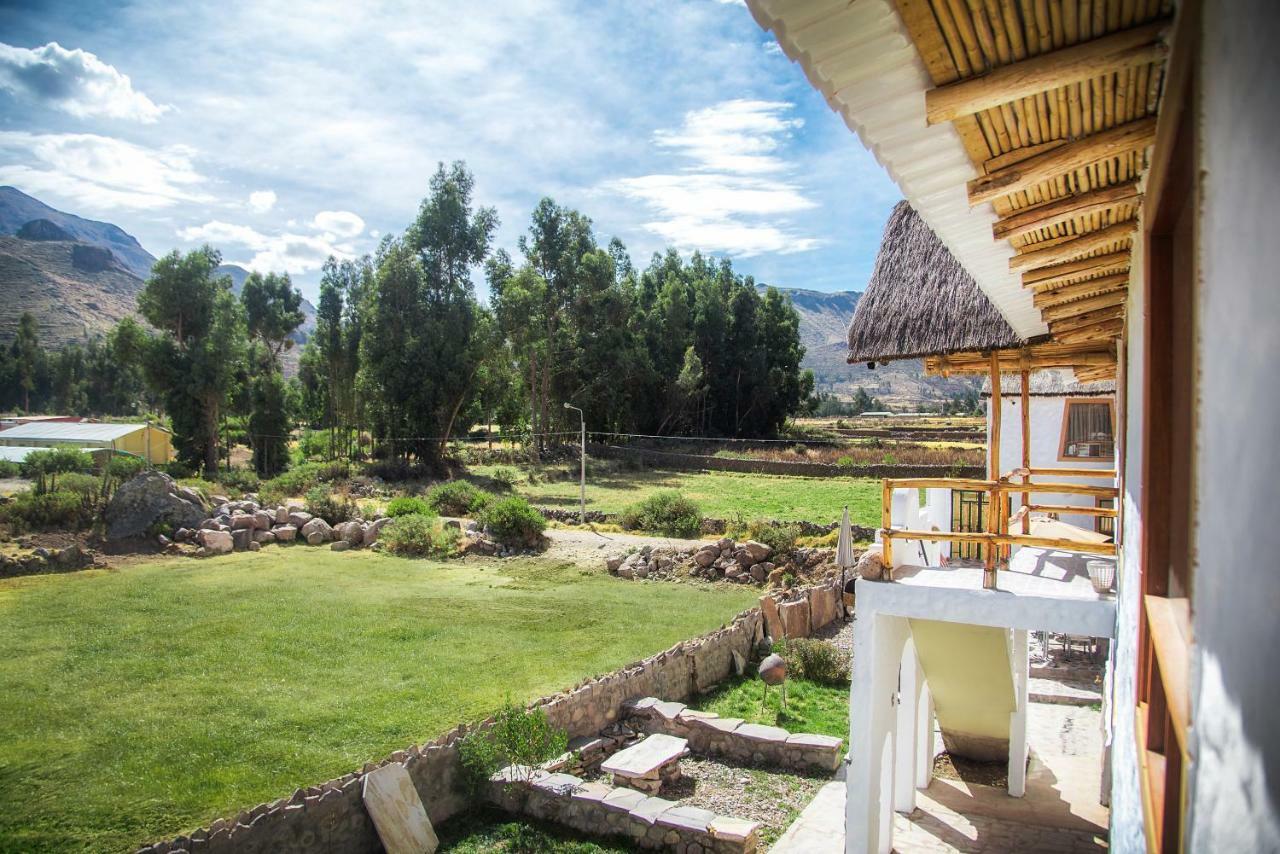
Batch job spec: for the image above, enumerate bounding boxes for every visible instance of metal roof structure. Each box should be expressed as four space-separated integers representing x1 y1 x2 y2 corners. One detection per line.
0 422 154 443
0 446 56 463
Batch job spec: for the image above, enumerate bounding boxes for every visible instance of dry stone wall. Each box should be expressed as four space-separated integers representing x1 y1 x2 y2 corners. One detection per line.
137 584 847 854
587 442 984 480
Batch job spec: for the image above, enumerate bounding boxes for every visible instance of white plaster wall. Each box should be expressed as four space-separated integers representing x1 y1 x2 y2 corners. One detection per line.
1187 6 1280 850
990 396 1114 529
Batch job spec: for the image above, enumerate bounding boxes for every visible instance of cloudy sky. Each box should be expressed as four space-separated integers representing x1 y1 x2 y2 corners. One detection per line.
0 0 901 302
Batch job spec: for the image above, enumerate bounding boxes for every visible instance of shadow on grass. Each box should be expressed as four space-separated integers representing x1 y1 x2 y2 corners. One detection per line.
437 806 631 853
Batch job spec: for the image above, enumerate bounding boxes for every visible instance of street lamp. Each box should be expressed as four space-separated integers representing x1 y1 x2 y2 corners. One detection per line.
563 402 586 524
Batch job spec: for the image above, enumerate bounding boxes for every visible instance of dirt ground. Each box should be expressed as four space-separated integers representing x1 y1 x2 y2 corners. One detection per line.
541 526 709 567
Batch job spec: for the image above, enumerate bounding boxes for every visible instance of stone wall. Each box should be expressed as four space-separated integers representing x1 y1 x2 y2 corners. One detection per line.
587 442 984 480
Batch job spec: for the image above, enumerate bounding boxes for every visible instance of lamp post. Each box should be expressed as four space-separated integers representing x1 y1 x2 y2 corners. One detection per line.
563 402 586 524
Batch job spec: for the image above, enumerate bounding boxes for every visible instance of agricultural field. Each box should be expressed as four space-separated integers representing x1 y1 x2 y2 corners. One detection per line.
0 551 757 853
470 463 883 527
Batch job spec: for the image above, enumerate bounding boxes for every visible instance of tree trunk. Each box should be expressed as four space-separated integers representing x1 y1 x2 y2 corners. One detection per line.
204 400 220 475
528 349 540 463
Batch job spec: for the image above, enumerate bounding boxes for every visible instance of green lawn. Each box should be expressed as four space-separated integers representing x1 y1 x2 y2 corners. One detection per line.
471 463 881 527
0 552 757 853
696 675 850 745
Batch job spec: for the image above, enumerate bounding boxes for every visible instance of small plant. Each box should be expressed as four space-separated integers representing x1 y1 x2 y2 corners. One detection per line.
781 572 795 589
304 485 359 524
882 452 897 466
382 513 459 557
427 480 493 516
746 518 801 557
21 447 94 493
478 496 546 547
458 702 569 794
791 443 808 456
217 467 260 495
781 638 850 685
489 467 518 489
386 496 433 518
836 455 854 468
0 490 84 531
0 460 19 479
618 490 701 538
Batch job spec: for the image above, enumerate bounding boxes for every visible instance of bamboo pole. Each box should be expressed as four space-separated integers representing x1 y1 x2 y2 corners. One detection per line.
986 352 1001 588
994 180 1142 241
1027 466 1118 477
881 528 1117 556
1010 221 1138 270
881 478 893 573
1041 289 1129 322
1022 250 1132 286
1028 504 1119 517
1020 369 1031 535
1031 271 1130 299
926 22 1169 125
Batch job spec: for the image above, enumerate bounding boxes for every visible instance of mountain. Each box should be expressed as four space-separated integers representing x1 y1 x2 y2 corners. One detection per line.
768 285 980 408
0 188 314 365
0 186 156 279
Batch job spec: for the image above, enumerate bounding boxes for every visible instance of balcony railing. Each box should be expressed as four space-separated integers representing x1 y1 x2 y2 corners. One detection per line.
879 467 1118 589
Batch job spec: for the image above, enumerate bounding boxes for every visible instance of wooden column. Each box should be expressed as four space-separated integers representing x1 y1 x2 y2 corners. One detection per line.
1021 369 1031 536
986 352 1001 588
880 478 894 575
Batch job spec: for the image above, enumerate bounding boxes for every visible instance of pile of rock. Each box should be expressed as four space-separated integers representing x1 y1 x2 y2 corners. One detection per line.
175 498 391 557
459 520 546 557
0 543 98 577
690 538 777 584
605 538 842 587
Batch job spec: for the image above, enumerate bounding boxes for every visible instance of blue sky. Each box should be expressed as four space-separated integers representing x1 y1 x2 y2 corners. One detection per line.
0 0 902 302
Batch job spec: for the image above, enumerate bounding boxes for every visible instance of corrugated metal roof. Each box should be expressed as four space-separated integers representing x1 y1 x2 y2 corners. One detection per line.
0 422 149 442
0 446 50 463
744 0 1046 340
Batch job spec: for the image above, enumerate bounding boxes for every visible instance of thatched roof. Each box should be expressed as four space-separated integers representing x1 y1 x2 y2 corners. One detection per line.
847 201 1022 364
981 368 1116 397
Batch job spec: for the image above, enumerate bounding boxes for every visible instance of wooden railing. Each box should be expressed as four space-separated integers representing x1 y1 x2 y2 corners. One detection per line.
879 468 1118 589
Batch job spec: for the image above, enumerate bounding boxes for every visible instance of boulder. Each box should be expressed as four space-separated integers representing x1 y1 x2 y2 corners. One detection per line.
779 598 811 639
331 540 350 552
750 564 768 583
306 531 326 546
253 511 273 531
202 530 233 555
693 546 719 567
104 471 208 541
301 518 333 543
759 594 783 641
288 511 313 528
275 506 289 525
273 524 297 542
605 554 625 573
733 548 756 569
253 529 276 545
743 540 772 562
231 514 257 530
231 529 253 551
725 566 743 580
336 520 364 545
362 517 391 546
716 538 734 552
856 547 888 581
248 541 261 551
808 585 840 632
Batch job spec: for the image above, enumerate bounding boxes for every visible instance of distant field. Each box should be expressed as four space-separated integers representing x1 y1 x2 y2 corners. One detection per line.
0 552 756 852
471 463 882 527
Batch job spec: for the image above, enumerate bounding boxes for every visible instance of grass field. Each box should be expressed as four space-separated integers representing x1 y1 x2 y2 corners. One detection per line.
471 464 881 527
0 552 757 853
696 675 850 746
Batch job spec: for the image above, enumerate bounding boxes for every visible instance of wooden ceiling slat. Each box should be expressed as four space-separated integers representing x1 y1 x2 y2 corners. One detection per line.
1030 270 1131 295
993 178 1140 239
1041 288 1128 321
1010 219 1136 269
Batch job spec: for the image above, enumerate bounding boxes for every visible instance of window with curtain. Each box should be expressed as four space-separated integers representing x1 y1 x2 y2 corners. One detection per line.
1060 400 1114 460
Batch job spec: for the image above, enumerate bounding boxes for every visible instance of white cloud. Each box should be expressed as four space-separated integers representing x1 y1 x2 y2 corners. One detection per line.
247 189 276 213
0 131 209 211
311 210 364 238
605 100 821 257
176 218 354 275
0 41 169 123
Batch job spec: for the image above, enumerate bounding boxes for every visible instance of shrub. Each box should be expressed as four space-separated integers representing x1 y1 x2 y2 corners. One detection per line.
262 463 322 499
745 518 801 557
0 490 84 531
386 496 432 518
304 485 358 524
478 496 546 546
618 490 701 538
489 467 518 489
458 702 568 794
836 455 854 468
22 447 95 493
217 467 260 495
428 480 492 516
297 429 329 461
0 460 20 478
780 638 850 685
106 455 145 487
382 512 458 557
165 460 196 479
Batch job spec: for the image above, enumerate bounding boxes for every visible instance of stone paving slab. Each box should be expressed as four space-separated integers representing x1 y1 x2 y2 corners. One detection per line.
735 722 789 743
629 795 676 825
656 804 717 833
601 787 647 813
601 733 689 778
569 781 612 803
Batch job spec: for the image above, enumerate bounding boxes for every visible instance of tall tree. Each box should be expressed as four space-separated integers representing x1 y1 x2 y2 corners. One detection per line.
139 247 247 473
12 312 41 413
241 271 305 361
240 271 305 476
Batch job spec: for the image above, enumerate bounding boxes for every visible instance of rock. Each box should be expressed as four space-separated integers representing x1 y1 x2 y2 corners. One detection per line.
605 554 625 573
336 520 364 545
465 520 480 532
231 514 257 530
175 527 191 542
768 567 785 585
273 524 297 542
331 541 350 552
275 506 289 525
634 563 650 579
725 566 743 580
104 471 208 541
716 538 734 552
362 517 391 546
693 546 719 568
856 548 887 581
750 564 768 583
306 531 326 546
288 511 313 528
617 564 635 580
253 529 276 545
54 544 82 567
202 530 233 555
443 519 461 530
743 540 772 562
231 529 252 551
779 598 811 639
301 518 333 543
733 548 756 569
156 534 171 547
248 541 261 551
808 585 840 632
253 511 273 531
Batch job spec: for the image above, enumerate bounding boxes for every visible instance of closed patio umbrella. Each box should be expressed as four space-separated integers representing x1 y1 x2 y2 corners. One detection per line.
837 505 856 611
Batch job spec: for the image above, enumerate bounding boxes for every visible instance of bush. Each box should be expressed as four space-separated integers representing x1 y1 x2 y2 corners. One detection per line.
297 429 329 461
458 702 568 794
0 460 20 478
304 485 359 524
836 455 854 468
21 447 95 493
217 467 260 495
618 490 701 538
489 467 518 489
386 496 432 518
0 490 84 531
478 496 546 546
382 512 458 557
428 480 492 516
165 460 196 479
745 518 801 557
780 638 850 685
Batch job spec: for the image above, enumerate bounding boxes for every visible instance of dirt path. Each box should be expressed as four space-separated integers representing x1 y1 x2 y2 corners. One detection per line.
542 527 708 567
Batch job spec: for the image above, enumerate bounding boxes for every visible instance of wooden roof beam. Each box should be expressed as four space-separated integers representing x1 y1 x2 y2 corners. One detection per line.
1041 290 1128 323
926 21 1169 126
1033 277 1128 308
1010 221 1137 271
1030 271 1131 295
993 180 1142 241
1050 307 1126 336
1023 251 1132 288
1055 320 1126 345
969 117 1157 206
